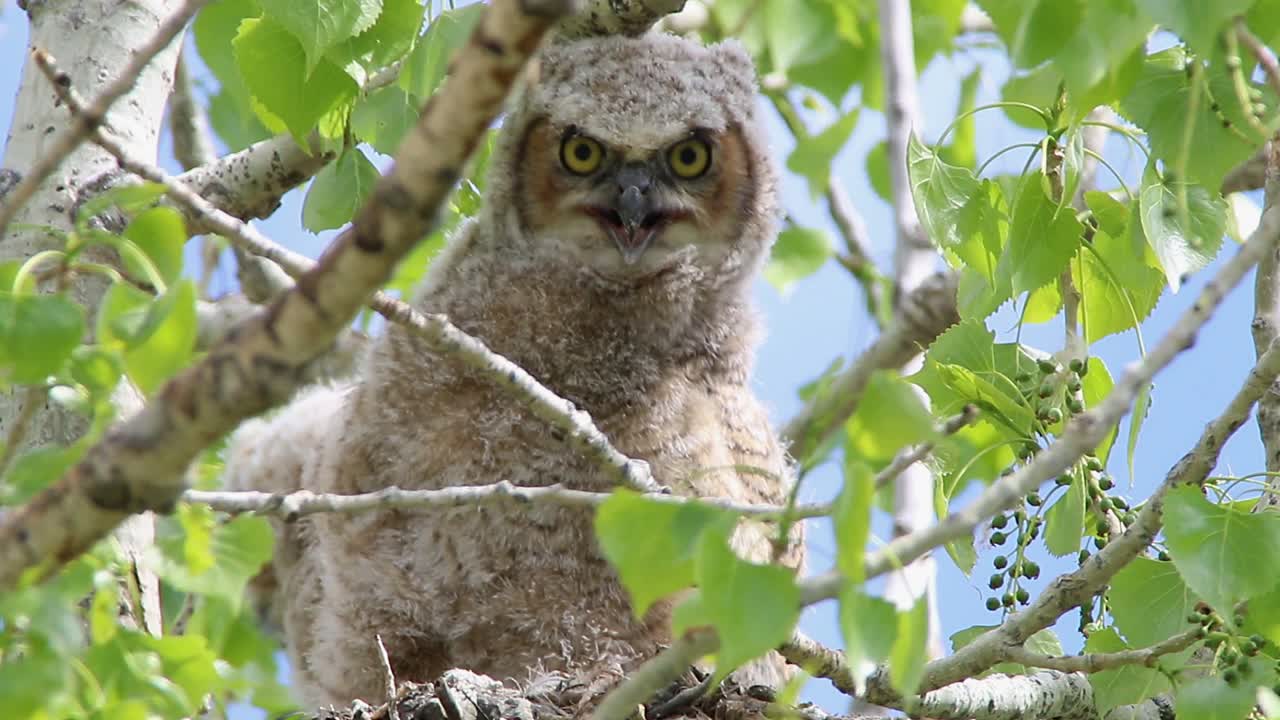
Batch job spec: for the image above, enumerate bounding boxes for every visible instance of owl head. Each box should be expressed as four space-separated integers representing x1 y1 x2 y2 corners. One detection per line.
480 33 779 291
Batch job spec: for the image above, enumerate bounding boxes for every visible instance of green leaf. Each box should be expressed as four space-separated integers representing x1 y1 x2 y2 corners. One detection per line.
1086 627 1171 712
151 514 274 612
1134 0 1252 55
845 371 938 467
1176 674 1258 720
130 282 198 395
0 293 85 384
595 491 735 616
1164 485 1280 608
1042 470 1085 556
123 207 187 286
1110 556 1198 648
1081 357 1118 462
912 320 1039 436
763 227 832 295
1120 48 1263 191
69 345 125 398
302 148 381 232
325 0 424 85
866 141 891 202
907 134 982 252
786 109 858 199
833 460 874 582
838 589 897 694
763 0 841 72
1 443 84 506
400 4 484 99
693 533 800 685
234 17 359 141
1000 64 1060 130
975 0 1084 68
950 180 1007 283
259 0 381 74
195 0 273 150
999 172 1081 296
74 182 168 231
352 85 418 155
1053 0 1150 108
1137 164 1226 292
888 597 929 694
1076 194 1166 342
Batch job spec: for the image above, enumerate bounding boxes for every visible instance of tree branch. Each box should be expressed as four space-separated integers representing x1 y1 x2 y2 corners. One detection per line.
182 480 818 520
557 0 686 37
0 0 576 591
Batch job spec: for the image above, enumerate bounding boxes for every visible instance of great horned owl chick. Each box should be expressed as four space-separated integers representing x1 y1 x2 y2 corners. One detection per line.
224 31 801 707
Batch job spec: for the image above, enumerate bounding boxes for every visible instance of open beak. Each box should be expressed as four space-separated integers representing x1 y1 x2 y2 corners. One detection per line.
587 164 668 265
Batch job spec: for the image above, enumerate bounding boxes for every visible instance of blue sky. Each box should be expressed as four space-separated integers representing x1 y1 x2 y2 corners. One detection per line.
0 1 1269 714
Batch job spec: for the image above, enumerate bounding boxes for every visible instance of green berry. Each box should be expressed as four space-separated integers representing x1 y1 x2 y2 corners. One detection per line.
1002 592 1015 607
1224 669 1239 685
989 574 1004 590
1015 371 1033 384
1023 561 1040 579
1158 550 1171 561
1056 474 1072 486
1026 492 1043 507
1067 376 1082 393
1078 549 1090 564
1016 589 1030 604
1085 456 1103 472
991 532 1007 546
1069 358 1085 373
994 555 1009 569
1067 397 1084 413
991 514 1009 530
1098 476 1114 491
1037 359 1057 375
986 597 1001 611
1038 383 1055 399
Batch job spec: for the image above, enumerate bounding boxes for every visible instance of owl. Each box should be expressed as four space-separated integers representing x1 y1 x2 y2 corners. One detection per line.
223 31 802 708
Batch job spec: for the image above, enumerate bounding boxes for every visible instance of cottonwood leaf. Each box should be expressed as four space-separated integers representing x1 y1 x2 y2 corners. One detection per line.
1110 556 1198 649
1134 0 1252 55
259 0 382 74
845 371 938 468
839 589 896 694
833 460 874 582
123 207 186 286
400 4 484 99
0 293 85 384
907 134 982 252
1137 164 1226 292
787 109 858 199
764 227 832 295
1042 471 1085 556
1176 673 1258 720
999 172 1081 297
1164 485 1280 609
595 491 735 616
303 148 381 232
976 0 1084 68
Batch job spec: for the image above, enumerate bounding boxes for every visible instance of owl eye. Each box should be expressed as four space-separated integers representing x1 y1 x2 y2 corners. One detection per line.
560 134 605 175
667 138 712 179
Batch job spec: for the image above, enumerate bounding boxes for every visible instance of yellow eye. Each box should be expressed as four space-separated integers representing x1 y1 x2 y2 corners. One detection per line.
560 134 605 175
668 138 711 179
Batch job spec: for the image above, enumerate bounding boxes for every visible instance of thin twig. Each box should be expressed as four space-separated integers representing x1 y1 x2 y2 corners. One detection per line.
1003 629 1201 674
875 406 978 489
376 634 401 720
0 0 207 237
33 49 662 497
183 482 820 519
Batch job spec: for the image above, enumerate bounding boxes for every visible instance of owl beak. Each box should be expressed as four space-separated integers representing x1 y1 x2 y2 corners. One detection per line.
609 167 662 265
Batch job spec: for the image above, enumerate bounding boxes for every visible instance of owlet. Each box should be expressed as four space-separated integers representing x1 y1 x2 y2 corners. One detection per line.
224 31 802 708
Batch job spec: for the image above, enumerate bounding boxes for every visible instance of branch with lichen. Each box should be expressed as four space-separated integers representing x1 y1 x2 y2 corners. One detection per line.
0 0 577 591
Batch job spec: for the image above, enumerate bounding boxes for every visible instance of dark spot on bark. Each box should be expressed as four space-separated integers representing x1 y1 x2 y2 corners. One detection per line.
473 30 505 57
16 526 28 544
54 72 70 87
353 228 385 253
436 167 459 186
86 471 133 511
379 184 413 211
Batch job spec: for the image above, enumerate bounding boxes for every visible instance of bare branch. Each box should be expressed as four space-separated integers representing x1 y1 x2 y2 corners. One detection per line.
168 47 216 170
183 480 817 520
0 0 206 237
1254 140 1280 508
0 0 575 591
558 0 686 37
1003 630 1200 675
